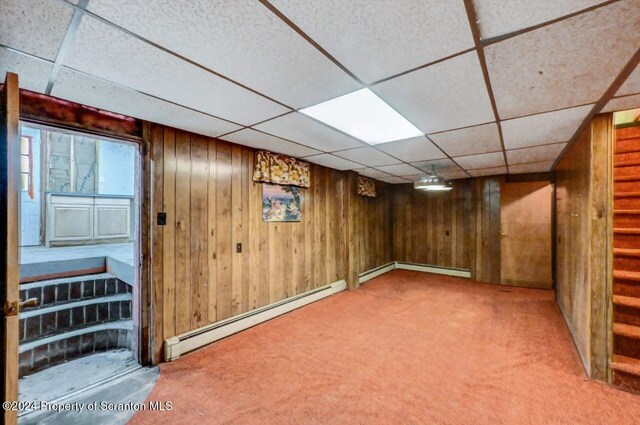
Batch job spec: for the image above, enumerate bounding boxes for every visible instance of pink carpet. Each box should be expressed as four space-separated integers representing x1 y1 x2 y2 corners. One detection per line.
130 270 640 424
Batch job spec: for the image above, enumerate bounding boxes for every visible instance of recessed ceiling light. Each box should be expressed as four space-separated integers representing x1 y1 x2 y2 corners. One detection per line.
299 88 423 145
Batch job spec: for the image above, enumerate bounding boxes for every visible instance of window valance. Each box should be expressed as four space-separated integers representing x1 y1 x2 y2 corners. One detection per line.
357 176 376 197
252 150 310 188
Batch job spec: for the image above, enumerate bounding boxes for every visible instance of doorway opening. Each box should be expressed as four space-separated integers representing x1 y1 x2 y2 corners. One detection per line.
16 123 142 414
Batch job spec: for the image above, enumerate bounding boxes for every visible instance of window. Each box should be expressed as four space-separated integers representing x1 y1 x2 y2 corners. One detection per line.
20 135 34 199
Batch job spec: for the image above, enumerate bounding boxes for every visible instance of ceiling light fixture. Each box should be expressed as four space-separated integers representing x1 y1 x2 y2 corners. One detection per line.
414 168 453 192
299 88 423 145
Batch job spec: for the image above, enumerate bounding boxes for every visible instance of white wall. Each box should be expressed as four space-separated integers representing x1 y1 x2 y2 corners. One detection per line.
20 126 41 246
97 141 135 196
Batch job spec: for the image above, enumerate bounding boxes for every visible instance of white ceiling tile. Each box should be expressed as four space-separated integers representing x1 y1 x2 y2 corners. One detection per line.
303 154 362 171
379 176 411 184
376 136 446 162
439 170 470 180
0 48 53 93
375 163 423 176
269 0 473 83
454 152 505 170
616 64 640 97
509 161 555 174
506 143 566 165
254 112 365 152
411 158 461 173
87 0 360 108
486 0 640 119
353 168 394 180
51 67 242 138
333 147 399 167
63 15 288 126
429 123 502 156
468 166 507 177
0 0 74 60
398 174 424 180
373 52 494 134
501 104 592 150
219 129 321 158
602 94 640 113
475 0 607 40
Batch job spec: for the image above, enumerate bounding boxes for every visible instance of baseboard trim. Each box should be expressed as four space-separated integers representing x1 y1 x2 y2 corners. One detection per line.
395 262 471 278
164 279 347 361
359 262 395 284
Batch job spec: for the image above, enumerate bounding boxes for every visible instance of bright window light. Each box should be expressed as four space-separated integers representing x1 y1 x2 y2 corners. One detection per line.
299 88 424 145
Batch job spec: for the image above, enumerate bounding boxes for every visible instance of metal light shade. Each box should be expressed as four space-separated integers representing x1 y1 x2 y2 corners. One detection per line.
414 174 453 191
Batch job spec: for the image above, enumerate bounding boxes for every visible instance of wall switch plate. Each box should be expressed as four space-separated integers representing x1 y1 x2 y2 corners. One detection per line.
445 230 450 236
236 243 242 253
157 212 167 226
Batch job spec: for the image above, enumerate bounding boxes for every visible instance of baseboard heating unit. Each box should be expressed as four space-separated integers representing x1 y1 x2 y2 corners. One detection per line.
164 279 346 361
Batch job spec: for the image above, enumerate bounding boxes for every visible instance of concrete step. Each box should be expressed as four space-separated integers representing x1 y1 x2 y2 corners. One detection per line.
19 293 132 344
19 273 131 310
19 320 133 378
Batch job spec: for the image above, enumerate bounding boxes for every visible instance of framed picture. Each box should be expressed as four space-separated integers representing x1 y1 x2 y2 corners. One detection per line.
262 184 302 222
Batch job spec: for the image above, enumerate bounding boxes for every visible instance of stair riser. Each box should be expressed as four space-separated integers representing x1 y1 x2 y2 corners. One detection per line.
19 328 131 378
614 198 640 209
20 277 131 310
616 151 640 164
614 234 640 249
614 215 640 228
614 334 640 358
614 256 640 272
614 181 640 192
612 370 640 394
19 300 132 343
616 139 640 154
614 306 640 327
614 282 640 298
615 165 640 177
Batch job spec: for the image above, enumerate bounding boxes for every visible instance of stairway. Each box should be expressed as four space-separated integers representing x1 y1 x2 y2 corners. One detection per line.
18 273 133 377
612 125 640 393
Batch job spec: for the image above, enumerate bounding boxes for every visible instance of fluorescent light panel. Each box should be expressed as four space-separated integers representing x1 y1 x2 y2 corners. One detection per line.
300 88 423 145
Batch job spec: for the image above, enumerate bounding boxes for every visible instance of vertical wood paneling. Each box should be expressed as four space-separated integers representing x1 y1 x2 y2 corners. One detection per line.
190 135 208 329
174 132 191 334
161 128 176 339
149 124 389 359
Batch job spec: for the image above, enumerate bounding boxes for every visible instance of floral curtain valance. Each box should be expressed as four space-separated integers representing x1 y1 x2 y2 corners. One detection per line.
253 150 310 188
357 176 376 198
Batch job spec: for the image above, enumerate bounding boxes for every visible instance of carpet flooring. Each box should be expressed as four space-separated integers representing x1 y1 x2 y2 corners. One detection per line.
130 270 640 424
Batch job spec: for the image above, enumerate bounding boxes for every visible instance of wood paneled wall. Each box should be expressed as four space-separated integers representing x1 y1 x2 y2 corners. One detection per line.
149 125 393 361
555 114 613 379
390 177 501 282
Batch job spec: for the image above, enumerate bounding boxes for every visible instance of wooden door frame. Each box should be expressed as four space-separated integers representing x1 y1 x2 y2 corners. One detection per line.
1 72 20 425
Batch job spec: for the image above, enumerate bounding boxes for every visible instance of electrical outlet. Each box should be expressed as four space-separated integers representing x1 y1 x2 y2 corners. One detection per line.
157 212 167 226
236 243 242 253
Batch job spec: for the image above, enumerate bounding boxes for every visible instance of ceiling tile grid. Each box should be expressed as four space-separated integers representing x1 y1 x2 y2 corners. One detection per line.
485 0 640 119
86 0 360 108
0 0 74 61
506 143 566 165
52 67 243 138
411 158 463 174
509 160 555 174
376 136 446 163
254 112 366 152
602 94 640 113
372 52 495 134
332 147 400 167
468 166 508 177
268 0 474 83
374 163 423 176
428 122 502 157
302 153 362 171
474 0 608 40
352 168 394 180
64 15 289 125
501 104 593 150
615 63 640 97
0 47 53 93
220 129 321 158
454 152 505 170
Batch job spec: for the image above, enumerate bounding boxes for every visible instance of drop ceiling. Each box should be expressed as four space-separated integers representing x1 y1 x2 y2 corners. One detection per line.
1 0 639 184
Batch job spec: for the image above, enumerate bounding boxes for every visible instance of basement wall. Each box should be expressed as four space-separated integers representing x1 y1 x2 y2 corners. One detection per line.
555 114 613 380
390 177 502 283
148 124 393 361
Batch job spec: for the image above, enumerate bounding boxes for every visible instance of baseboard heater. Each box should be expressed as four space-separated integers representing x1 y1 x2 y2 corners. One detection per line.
395 262 471 278
359 262 396 284
164 279 346 361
